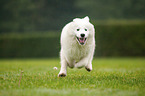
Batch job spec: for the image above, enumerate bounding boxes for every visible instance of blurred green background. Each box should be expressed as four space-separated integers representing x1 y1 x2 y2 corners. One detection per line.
0 0 145 58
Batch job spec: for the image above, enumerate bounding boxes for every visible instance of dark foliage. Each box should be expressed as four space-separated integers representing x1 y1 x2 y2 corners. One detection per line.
0 0 145 32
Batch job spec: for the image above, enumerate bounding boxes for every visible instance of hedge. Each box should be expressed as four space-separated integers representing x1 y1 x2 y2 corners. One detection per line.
95 24 145 57
0 36 60 58
0 22 145 58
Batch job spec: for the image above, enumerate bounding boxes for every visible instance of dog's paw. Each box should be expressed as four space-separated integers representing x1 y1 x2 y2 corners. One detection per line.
85 67 92 72
58 73 66 77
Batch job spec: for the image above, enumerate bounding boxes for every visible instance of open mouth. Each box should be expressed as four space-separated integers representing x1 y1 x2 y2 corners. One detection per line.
76 37 87 45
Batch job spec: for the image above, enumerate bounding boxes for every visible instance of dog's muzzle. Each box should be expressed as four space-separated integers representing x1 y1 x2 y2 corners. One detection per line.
76 36 87 45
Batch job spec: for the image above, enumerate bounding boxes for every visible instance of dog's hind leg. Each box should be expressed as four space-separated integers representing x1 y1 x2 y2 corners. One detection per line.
74 57 88 68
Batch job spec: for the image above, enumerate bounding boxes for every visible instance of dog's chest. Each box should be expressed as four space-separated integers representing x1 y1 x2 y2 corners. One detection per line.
68 44 90 61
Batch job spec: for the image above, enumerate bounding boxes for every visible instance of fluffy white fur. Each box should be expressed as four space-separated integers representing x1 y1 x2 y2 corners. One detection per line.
58 16 95 77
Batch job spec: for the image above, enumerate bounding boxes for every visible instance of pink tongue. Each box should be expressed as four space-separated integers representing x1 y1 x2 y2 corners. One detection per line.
79 38 85 43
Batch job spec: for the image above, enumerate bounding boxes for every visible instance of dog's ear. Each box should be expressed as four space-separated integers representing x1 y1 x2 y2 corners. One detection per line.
84 16 89 22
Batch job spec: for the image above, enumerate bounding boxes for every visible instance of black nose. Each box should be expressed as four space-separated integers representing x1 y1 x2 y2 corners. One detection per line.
80 34 85 37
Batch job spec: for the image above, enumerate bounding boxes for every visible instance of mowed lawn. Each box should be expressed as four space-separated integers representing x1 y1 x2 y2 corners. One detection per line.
0 58 145 96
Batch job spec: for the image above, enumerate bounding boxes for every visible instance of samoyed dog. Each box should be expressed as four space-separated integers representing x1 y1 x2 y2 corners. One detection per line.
58 16 95 77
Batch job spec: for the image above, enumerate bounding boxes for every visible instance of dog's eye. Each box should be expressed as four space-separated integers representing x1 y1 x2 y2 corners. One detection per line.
85 29 87 31
77 28 80 31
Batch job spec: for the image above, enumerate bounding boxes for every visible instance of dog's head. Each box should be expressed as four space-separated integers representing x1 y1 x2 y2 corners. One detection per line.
71 16 95 45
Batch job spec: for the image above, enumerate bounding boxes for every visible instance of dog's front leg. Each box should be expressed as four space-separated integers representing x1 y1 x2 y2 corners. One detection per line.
85 62 92 72
58 60 67 77
85 48 94 72
58 54 67 77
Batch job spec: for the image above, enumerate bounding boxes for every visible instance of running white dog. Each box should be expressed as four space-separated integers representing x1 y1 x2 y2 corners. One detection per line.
58 16 95 77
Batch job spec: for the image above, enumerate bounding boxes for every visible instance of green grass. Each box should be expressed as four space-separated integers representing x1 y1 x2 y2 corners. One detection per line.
0 58 145 96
